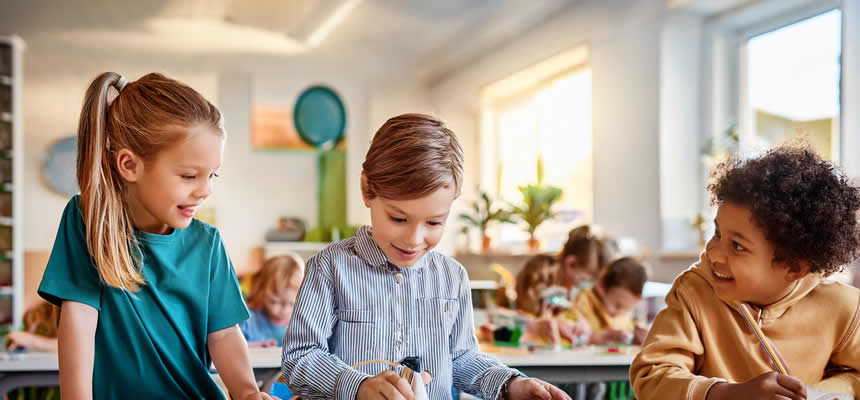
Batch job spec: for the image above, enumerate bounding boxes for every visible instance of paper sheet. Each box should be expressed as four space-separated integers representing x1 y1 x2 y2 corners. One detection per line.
411 372 429 400
806 386 854 400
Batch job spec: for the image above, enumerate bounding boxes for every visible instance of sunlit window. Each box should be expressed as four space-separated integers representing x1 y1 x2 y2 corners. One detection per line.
745 9 841 160
480 53 592 250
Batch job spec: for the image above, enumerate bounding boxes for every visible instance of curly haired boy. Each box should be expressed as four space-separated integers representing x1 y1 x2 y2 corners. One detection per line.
631 144 860 400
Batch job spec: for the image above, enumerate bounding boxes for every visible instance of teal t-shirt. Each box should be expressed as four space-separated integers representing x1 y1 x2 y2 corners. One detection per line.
38 196 249 399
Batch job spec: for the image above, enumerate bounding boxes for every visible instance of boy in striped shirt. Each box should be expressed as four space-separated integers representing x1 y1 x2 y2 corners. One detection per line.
282 113 570 400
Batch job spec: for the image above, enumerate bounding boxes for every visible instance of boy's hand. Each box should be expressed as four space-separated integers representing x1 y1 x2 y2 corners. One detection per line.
357 370 415 400
589 328 628 345
707 372 806 400
572 319 591 338
530 318 561 344
504 377 571 400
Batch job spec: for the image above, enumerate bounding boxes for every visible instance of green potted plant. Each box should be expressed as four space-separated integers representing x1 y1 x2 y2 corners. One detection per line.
511 157 563 252
459 189 513 252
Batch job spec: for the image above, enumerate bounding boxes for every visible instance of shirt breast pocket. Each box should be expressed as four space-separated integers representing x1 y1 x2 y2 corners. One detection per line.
334 309 377 366
418 298 460 344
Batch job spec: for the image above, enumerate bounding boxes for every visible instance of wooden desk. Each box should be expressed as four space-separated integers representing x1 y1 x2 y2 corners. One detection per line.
245 346 635 383
0 346 635 394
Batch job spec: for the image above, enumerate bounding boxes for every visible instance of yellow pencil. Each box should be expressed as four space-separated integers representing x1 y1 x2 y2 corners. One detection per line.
738 303 789 375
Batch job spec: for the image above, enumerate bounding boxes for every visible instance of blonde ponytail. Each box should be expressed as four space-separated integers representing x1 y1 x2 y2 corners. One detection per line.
76 72 144 291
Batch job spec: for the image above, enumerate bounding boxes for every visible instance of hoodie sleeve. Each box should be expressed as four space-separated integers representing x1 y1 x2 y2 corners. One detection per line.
812 290 860 395
630 276 726 400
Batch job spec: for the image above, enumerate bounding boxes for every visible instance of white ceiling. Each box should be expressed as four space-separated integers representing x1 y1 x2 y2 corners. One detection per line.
667 0 754 15
0 0 578 83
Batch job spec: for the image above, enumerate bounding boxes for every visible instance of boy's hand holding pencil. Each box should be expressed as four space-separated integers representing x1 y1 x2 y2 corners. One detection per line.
704 304 809 400
706 371 806 400
707 303 851 400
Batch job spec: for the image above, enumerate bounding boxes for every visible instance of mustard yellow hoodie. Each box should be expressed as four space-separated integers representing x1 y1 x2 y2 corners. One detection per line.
630 254 860 400
572 287 635 333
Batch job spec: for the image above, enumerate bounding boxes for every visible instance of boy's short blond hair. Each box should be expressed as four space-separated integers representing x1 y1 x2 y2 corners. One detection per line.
362 113 464 200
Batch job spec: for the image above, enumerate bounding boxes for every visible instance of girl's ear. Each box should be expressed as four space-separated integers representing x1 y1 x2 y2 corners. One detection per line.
115 149 144 183
564 255 577 268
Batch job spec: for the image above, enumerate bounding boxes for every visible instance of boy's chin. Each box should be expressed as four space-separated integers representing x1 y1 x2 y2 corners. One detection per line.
389 256 423 268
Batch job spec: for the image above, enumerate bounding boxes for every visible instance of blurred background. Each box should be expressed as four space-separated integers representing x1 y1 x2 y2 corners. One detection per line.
0 0 858 327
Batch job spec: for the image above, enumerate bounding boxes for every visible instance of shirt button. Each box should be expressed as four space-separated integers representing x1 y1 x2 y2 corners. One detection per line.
395 273 403 284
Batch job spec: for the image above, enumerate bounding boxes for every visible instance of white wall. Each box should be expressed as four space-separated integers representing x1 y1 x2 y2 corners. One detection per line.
842 0 860 176
659 11 704 251
431 0 665 251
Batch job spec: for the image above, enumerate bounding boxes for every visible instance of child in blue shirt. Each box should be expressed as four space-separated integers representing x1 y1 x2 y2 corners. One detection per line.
282 113 570 400
240 253 304 347
38 72 275 400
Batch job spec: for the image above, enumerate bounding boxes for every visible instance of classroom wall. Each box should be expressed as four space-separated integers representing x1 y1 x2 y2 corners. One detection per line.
431 0 665 252
843 0 860 176
216 69 368 272
659 11 705 251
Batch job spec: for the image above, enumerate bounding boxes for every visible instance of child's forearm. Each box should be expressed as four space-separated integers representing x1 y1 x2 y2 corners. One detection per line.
208 325 260 399
19 332 59 351
58 301 98 400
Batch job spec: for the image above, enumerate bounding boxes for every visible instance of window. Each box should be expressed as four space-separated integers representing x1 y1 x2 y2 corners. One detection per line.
741 8 842 160
479 48 592 251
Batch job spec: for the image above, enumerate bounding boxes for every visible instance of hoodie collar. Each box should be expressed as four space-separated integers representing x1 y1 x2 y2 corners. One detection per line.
691 251 821 322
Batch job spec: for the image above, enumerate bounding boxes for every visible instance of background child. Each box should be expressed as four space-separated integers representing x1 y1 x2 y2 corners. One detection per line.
240 253 304 347
515 254 589 347
516 254 561 317
283 113 570 400
572 257 648 345
631 144 860 399
37 72 275 400
6 301 59 351
4 301 61 400
559 225 617 296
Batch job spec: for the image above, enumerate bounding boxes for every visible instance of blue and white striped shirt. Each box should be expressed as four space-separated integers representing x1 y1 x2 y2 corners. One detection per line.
282 225 521 400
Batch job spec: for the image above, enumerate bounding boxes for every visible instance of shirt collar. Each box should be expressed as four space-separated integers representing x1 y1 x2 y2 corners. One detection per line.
353 225 389 268
352 225 427 271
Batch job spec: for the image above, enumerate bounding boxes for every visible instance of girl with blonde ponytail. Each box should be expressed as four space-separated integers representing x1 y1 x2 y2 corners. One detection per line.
38 72 276 400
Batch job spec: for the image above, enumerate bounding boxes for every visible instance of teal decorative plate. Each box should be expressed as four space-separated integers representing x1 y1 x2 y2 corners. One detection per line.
43 136 79 196
293 85 346 149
